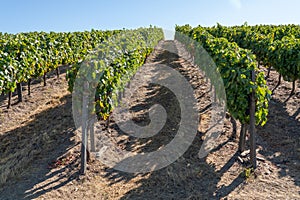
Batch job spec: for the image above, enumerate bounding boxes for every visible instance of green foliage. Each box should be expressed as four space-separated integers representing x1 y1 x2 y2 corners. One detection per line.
269 36 300 82
175 25 271 126
0 29 119 94
0 27 164 121
67 27 164 120
206 23 300 82
241 167 254 179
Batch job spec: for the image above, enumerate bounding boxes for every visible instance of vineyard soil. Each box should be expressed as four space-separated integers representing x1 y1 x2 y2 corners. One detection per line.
0 41 299 199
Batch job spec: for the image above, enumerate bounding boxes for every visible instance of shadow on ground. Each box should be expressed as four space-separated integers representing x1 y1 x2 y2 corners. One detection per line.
257 98 300 188
97 41 246 199
0 94 79 200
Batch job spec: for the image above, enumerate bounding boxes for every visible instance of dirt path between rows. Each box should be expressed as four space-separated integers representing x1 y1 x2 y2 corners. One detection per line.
0 40 299 200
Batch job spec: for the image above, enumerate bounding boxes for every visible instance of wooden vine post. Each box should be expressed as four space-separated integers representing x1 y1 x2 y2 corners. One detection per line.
56 67 60 78
81 81 89 174
7 91 12 109
43 72 47 86
17 82 23 102
249 70 257 168
238 123 246 153
291 80 296 96
89 117 96 152
28 78 31 95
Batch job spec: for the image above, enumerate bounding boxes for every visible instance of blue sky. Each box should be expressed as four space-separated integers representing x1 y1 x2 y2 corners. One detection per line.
1 0 300 33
